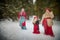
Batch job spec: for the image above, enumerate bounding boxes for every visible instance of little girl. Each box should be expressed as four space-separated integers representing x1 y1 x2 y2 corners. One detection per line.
18 8 27 30
32 16 40 34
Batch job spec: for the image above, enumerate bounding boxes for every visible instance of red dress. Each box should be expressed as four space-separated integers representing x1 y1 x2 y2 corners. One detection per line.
18 12 26 19
18 11 27 29
33 21 40 34
42 17 54 37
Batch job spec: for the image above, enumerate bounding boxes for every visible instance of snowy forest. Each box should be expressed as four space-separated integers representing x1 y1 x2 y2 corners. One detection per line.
0 0 60 21
0 0 60 40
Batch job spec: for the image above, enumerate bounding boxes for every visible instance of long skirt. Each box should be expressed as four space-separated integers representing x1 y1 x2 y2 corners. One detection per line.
33 24 40 34
19 16 26 30
42 18 54 37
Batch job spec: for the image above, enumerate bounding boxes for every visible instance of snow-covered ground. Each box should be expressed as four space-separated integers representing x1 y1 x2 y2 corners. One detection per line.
0 18 60 40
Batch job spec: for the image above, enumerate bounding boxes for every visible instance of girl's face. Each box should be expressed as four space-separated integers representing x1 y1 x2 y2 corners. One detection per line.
21 8 25 12
34 17 38 20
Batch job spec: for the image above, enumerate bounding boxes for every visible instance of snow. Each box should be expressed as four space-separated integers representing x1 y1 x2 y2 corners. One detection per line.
0 18 60 40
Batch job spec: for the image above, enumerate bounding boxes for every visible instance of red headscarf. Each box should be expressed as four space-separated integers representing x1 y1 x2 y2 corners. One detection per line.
45 8 51 12
34 16 38 19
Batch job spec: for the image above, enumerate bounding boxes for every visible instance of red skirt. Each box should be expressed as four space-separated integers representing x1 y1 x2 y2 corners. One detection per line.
22 22 26 26
42 18 54 37
33 24 40 34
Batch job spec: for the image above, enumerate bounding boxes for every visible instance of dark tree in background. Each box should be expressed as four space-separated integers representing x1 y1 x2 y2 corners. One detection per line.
0 0 33 21
36 0 60 20
0 0 5 19
0 0 60 21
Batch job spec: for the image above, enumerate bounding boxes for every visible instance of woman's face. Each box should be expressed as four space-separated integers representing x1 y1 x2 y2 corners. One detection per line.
46 10 50 13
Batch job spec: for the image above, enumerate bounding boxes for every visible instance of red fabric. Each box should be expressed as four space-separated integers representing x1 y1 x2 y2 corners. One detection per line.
18 12 27 19
33 24 40 34
22 22 26 26
21 12 26 19
45 8 51 12
42 18 54 37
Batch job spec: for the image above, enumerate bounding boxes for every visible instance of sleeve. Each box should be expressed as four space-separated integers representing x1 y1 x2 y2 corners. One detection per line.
50 11 54 19
32 19 36 24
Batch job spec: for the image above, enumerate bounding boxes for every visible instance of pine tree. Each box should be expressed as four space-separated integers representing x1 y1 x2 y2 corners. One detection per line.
36 0 60 20
0 0 33 21
0 0 60 21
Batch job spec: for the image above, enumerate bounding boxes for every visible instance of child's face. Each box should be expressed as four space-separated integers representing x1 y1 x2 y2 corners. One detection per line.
21 8 25 12
34 18 38 20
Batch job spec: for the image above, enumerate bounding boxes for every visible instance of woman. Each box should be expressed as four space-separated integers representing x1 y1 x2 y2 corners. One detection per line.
41 8 54 37
32 16 40 34
18 8 27 30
